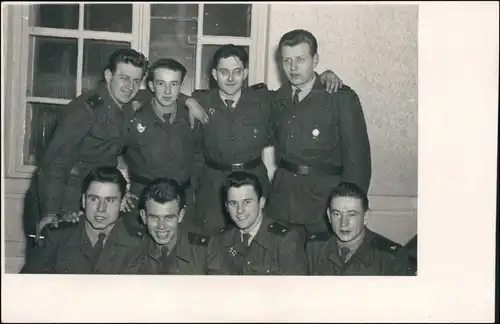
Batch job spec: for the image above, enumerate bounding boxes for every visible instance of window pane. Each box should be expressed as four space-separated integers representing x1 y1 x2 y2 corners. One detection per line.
30 4 79 30
24 103 63 166
84 4 132 33
203 4 252 37
200 45 250 90
149 4 199 94
82 40 131 94
27 36 78 99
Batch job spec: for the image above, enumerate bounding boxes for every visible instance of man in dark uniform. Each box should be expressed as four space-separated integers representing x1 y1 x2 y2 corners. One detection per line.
306 182 409 276
266 29 372 234
209 171 308 275
126 178 226 274
190 44 342 235
122 58 204 230
29 49 148 239
21 167 144 274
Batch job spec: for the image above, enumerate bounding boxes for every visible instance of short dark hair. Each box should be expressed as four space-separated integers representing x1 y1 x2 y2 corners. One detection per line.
139 178 186 211
147 58 187 84
105 48 148 77
212 44 249 69
222 171 263 202
82 166 127 199
278 29 318 57
328 182 369 212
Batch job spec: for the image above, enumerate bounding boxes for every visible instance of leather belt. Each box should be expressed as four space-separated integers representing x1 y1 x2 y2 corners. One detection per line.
129 173 191 190
279 158 342 176
205 157 262 172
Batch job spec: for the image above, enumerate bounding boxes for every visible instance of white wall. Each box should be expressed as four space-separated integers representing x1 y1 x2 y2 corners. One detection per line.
266 3 418 242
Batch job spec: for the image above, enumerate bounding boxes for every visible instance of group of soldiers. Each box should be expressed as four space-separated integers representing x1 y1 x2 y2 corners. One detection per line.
21 29 417 276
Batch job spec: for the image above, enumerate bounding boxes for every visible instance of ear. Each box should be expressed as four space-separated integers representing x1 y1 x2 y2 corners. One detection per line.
326 207 332 222
104 69 113 84
243 68 249 81
211 68 218 82
178 207 186 224
259 197 266 210
363 209 371 226
139 209 147 225
147 80 155 93
313 53 319 68
81 194 86 210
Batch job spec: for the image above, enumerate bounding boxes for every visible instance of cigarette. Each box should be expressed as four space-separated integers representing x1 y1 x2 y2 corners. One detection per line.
28 234 45 239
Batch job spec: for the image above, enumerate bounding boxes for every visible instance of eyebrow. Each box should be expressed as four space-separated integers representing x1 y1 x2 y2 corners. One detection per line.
331 209 360 214
87 194 119 199
147 213 177 217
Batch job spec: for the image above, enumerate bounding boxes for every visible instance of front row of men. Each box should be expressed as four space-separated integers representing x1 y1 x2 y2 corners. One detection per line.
21 166 414 275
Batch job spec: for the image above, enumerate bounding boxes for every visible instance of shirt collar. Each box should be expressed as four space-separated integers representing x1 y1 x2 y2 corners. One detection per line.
248 214 274 249
84 219 115 246
239 213 264 245
219 90 242 108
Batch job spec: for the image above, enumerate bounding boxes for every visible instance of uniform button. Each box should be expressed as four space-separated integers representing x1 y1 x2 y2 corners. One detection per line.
246 261 251 265
292 115 296 119
112 270 116 274
287 120 291 124
64 269 68 273
290 134 294 138
266 269 270 273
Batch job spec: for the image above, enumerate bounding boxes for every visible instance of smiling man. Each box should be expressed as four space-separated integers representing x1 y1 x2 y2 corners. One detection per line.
210 171 308 275
306 182 409 276
127 178 226 275
21 167 143 274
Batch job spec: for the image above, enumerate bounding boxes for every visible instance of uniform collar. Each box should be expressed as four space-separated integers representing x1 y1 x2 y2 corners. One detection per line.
219 89 242 108
276 71 323 101
96 82 124 113
67 217 136 247
249 215 274 250
291 73 317 97
147 229 192 263
84 220 115 246
239 213 263 245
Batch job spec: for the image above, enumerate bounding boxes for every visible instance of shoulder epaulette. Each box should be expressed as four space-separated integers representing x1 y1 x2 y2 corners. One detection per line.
306 232 331 242
267 222 289 235
188 232 211 246
192 89 210 95
250 82 268 91
371 235 401 253
85 93 104 109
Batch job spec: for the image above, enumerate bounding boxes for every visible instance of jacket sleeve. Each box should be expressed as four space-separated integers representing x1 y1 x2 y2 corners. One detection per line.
190 122 206 194
278 228 309 275
205 236 232 275
337 87 372 193
19 230 60 273
37 99 94 215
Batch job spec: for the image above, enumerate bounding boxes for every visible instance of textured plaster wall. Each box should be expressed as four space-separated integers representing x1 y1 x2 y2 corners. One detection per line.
266 4 418 197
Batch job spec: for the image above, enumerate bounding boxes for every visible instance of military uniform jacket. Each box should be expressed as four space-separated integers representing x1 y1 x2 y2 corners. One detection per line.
37 84 134 215
127 229 227 275
266 73 371 226
20 218 143 274
123 96 204 194
306 228 409 276
211 216 308 275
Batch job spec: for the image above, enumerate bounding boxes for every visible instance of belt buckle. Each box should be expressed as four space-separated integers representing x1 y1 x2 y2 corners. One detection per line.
231 163 245 172
298 165 309 175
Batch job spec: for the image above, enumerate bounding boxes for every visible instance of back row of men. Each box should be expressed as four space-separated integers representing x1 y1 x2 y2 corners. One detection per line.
23 28 416 274
22 167 415 275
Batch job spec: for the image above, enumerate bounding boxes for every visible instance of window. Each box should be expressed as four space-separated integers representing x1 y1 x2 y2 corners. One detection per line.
4 3 268 178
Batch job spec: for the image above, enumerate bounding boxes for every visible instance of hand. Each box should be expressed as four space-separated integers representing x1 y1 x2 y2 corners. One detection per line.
320 70 344 93
60 211 83 223
186 98 209 129
121 192 139 212
35 214 60 240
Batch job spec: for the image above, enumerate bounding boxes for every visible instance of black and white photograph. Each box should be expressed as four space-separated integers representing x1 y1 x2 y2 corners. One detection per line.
1 2 497 322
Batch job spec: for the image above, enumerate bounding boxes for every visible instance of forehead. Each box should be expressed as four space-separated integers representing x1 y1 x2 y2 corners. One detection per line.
227 185 258 200
153 67 183 82
330 196 364 212
114 62 144 78
217 56 245 69
281 43 312 57
145 199 180 215
86 181 120 197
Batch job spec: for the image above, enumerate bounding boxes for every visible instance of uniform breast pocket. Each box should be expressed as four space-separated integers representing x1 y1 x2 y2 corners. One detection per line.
240 118 266 146
302 121 340 150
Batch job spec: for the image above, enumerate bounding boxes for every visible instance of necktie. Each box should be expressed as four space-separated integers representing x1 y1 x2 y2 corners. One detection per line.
163 113 172 124
340 246 350 263
292 88 301 105
224 99 234 109
242 233 251 247
90 233 106 271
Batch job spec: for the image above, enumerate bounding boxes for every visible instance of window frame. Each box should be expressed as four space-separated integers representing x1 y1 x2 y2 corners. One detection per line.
4 3 269 179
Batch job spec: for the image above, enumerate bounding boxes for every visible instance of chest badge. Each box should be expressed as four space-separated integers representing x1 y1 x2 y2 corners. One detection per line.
208 108 215 116
229 246 237 256
312 128 320 137
137 122 146 133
